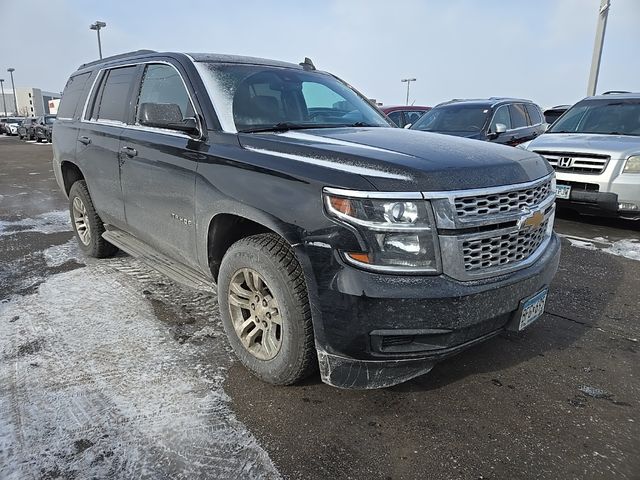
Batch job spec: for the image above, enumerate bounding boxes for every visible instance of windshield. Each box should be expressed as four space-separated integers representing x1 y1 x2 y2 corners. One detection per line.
198 63 391 133
548 99 640 136
411 104 489 133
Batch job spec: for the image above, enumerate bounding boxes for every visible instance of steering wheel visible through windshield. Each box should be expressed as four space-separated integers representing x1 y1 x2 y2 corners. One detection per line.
199 62 391 133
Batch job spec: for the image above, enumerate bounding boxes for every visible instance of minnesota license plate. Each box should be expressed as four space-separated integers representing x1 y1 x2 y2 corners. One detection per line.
518 289 548 331
556 184 571 200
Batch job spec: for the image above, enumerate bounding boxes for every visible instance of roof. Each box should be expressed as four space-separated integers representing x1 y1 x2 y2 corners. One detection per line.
437 97 534 108
77 50 305 72
586 92 640 101
188 53 303 69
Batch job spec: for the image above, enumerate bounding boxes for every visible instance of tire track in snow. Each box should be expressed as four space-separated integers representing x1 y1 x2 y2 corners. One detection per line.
0 256 280 479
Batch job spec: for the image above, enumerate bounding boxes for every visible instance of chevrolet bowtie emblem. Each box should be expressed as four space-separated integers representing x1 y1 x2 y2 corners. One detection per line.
518 210 544 230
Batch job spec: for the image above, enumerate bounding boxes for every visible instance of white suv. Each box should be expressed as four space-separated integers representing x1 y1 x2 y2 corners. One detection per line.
524 93 640 220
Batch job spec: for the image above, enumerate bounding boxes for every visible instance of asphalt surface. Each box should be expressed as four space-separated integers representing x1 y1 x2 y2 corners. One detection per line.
1 136 638 479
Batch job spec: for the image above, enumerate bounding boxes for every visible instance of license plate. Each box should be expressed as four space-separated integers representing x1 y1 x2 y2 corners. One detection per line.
556 184 571 200
518 289 548 331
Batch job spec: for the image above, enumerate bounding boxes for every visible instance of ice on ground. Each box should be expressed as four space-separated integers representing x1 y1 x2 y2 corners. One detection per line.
562 234 640 262
602 239 640 261
0 266 280 479
0 210 71 236
42 238 82 267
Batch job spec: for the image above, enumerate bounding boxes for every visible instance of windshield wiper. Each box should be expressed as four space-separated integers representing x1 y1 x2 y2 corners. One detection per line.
240 122 354 133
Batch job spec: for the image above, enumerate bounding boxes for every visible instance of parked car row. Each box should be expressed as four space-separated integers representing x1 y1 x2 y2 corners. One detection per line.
1 115 56 142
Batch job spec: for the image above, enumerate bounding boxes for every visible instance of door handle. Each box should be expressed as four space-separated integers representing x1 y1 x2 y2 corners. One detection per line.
78 136 91 145
120 146 138 157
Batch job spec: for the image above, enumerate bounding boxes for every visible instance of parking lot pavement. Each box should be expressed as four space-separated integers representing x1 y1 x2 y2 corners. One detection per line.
1 137 638 479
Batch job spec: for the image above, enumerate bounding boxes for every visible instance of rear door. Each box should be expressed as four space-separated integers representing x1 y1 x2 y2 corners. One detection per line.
77 65 138 228
119 62 203 269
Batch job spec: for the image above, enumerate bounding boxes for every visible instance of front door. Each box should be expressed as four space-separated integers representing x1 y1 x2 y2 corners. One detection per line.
119 63 202 269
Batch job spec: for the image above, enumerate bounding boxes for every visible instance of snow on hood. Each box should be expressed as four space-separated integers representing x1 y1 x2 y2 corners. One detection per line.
239 127 550 192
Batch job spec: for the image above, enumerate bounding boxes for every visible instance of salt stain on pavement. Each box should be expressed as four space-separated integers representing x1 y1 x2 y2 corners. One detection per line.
0 261 280 479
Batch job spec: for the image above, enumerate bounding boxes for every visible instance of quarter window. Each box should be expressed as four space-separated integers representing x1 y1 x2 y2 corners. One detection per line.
57 72 91 119
525 104 543 125
135 64 194 126
509 103 528 129
93 66 137 123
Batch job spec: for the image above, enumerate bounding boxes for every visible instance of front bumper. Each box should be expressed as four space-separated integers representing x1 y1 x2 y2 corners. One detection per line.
308 233 561 389
556 177 640 220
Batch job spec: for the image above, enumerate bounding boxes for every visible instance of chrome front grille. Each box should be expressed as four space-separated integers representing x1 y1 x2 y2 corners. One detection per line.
535 151 609 174
462 220 549 272
427 173 556 281
454 178 552 219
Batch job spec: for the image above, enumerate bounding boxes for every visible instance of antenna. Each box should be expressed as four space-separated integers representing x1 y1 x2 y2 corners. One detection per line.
299 57 316 71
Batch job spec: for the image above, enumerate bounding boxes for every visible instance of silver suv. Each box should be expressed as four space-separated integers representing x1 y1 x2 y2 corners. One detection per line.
524 93 640 220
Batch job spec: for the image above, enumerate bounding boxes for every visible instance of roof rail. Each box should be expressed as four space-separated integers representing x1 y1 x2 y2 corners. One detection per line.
601 90 631 95
78 49 157 70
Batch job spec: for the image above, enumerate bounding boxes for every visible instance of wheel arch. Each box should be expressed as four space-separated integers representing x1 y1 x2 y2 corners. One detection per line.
60 161 85 196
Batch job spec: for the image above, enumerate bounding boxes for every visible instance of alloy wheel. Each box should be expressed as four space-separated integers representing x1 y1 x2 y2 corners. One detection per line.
72 196 91 245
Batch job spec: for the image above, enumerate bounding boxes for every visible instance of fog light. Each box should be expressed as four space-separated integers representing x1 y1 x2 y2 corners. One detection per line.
619 202 639 211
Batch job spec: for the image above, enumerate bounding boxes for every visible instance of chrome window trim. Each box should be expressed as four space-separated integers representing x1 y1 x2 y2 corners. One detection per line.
79 60 202 140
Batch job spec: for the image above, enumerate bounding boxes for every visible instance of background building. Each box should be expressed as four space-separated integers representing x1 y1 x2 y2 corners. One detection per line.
1 87 61 116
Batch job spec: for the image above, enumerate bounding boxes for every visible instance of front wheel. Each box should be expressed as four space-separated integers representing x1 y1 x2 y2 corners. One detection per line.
218 233 317 385
68 180 118 258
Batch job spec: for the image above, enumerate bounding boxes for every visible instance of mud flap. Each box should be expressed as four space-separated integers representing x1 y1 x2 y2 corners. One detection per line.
316 347 435 390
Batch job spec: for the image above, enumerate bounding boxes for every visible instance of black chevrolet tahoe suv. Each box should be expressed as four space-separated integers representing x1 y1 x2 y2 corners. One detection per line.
53 50 560 389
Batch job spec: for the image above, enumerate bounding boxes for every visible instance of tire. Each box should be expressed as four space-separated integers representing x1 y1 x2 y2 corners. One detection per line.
218 233 317 385
68 180 118 258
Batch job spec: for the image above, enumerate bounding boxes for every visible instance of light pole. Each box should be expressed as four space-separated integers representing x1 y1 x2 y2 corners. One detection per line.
587 0 611 96
401 78 416 106
7 68 17 116
0 79 7 117
90 21 107 59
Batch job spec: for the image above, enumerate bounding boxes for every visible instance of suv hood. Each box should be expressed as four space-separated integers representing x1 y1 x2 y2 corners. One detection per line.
527 133 640 160
239 127 550 192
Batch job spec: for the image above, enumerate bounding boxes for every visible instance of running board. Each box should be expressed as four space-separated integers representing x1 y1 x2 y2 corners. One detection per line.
102 228 214 292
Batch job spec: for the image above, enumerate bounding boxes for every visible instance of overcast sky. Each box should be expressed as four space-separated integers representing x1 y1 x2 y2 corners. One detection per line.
1 0 638 108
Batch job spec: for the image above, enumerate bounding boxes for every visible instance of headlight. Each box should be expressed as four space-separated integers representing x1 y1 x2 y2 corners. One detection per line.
623 155 640 174
323 189 440 273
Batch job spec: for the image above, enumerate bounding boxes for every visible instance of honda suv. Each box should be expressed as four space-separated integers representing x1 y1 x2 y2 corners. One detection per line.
411 98 546 146
52 50 560 389
524 93 640 220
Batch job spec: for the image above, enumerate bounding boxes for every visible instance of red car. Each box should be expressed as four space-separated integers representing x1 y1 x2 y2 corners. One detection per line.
380 105 431 128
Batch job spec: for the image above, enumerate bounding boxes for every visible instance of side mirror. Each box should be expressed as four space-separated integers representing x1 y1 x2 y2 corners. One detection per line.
495 123 507 134
167 117 200 136
403 123 412 129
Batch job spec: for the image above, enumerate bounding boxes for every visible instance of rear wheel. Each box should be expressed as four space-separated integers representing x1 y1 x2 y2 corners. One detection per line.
218 233 317 385
68 180 118 258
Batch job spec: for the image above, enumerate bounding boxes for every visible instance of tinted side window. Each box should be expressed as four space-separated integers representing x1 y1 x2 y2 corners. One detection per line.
57 72 91 119
135 64 194 124
525 104 543 125
387 111 404 127
509 103 528 129
491 105 511 131
405 110 425 125
95 66 137 123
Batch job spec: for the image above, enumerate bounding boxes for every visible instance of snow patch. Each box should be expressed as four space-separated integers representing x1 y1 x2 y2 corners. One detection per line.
0 210 70 236
562 234 640 262
0 267 280 479
42 238 82 267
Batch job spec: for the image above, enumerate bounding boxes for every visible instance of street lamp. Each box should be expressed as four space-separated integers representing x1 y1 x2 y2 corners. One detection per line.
90 21 107 59
587 0 611 96
7 68 17 116
401 78 416 106
0 79 7 117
